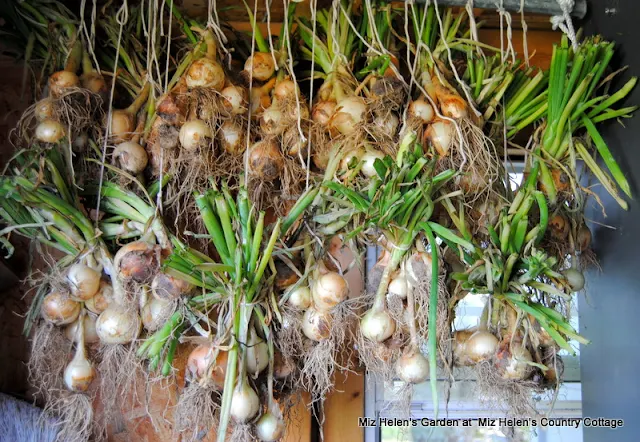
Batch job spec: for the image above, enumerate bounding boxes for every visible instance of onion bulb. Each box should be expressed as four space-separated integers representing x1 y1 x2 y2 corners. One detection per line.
563 268 585 292
464 330 499 363
65 313 99 344
109 110 136 143
96 305 141 344
186 58 225 90
64 340 95 392
500 345 533 380
35 119 65 143
549 214 569 240
426 120 454 156
577 224 592 251
255 411 286 442
331 96 367 135
245 53 276 82
246 328 269 376
311 272 349 312
274 79 299 101
113 141 148 174
274 351 295 379
408 98 435 124
141 297 175 331
35 99 54 121
67 263 101 301
260 104 285 135
360 309 396 343
81 72 107 96
114 240 159 283
286 285 312 310
221 85 247 115
85 281 111 314
312 101 336 126
438 93 468 119
230 381 261 423
396 350 429 384
340 148 364 172
186 344 228 388
302 308 332 341
361 149 385 178
179 120 212 151
219 120 245 154
41 292 80 326
249 140 284 180
49 71 80 98
373 113 399 137
151 272 193 300
388 272 409 300
452 329 475 365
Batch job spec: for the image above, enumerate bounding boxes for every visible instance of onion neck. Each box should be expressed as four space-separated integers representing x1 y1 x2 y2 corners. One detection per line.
372 246 405 312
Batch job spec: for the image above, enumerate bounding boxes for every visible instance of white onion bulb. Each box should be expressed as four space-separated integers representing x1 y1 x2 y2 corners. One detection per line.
286 285 312 310
141 297 175 332
186 58 225 90
361 149 385 178
245 53 276 82
35 119 65 143
230 381 261 423
64 342 95 392
302 308 332 341
65 313 99 344
219 120 245 154
408 98 435 124
311 101 336 126
360 309 396 343
563 268 585 292
255 411 286 441
96 305 141 344
331 96 367 135
179 120 212 151
388 273 409 300
246 329 269 376
260 104 285 135
67 263 101 301
502 345 533 380
41 292 81 325
373 113 399 137
274 79 298 101
340 148 364 172
221 85 247 115
465 330 498 363
426 120 454 156
311 272 349 312
113 141 148 174
396 350 430 384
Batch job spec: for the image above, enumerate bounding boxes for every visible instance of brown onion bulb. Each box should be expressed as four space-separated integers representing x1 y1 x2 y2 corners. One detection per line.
81 72 108 96
151 272 193 300
302 307 332 341
274 79 299 101
110 110 136 143
179 120 212 151
249 140 284 180
114 241 159 284
500 345 533 380
49 71 80 98
42 292 81 325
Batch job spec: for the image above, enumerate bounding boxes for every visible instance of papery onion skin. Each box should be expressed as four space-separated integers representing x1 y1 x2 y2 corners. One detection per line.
549 214 569 240
219 120 246 154
151 272 193 300
67 263 101 301
41 292 81 326
141 297 175 331
312 272 349 312
249 140 284 180
49 71 80 98
113 141 149 174
274 351 296 379
244 53 276 82
85 281 112 314
396 350 430 384
96 305 141 344
230 382 261 423
577 224 592 251
302 308 332 341
464 330 499 363
179 120 212 151
114 241 159 283
35 119 66 144
65 313 100 344
186 59 225 90
360 309 396 343
255 411 286 442
500 345 533 380
286 285 312 310
563 268 585 292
